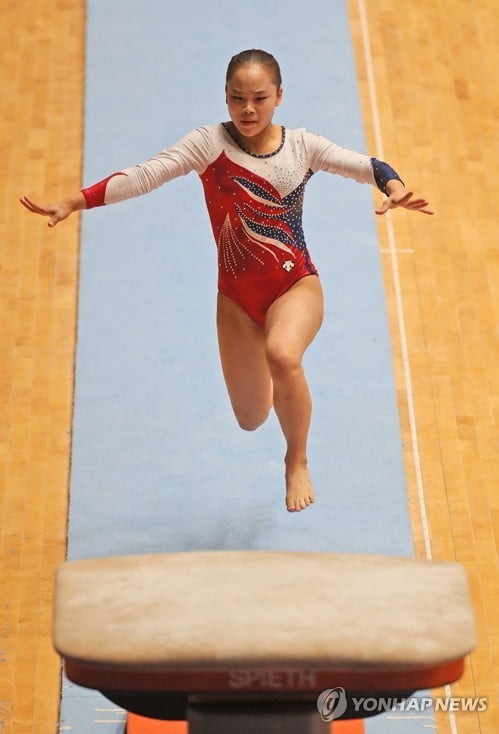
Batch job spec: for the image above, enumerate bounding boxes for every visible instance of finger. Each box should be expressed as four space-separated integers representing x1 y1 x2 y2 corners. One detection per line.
31 203 54 216
406 200 434 215
20 195 41 211
404 198 429 208
375 199 391 215
48 214 61 227
22 201 46 215
403 198 434 215
20 196 52 216
20 196 39 213
391 191 414 207
377 191 414 213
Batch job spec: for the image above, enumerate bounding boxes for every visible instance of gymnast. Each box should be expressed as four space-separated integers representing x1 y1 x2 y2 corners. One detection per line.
20 49 433 513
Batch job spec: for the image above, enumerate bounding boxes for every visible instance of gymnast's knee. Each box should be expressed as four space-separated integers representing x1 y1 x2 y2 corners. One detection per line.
265 344 301 380
234 407 271 432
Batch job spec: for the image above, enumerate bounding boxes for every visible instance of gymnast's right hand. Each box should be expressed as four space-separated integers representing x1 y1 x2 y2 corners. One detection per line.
19 193 85 227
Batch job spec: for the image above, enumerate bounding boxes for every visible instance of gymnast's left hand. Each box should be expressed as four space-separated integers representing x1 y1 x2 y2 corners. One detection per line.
375 182 434 216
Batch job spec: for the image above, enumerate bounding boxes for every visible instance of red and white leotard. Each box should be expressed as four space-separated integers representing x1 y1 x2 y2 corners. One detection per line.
82 124 386 326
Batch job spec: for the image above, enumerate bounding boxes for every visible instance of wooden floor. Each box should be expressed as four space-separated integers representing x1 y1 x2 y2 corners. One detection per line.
1 1 497 733
348 1 499 732
0 0 84 731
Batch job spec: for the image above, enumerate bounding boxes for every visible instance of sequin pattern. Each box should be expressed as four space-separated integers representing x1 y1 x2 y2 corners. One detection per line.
200 152 315 276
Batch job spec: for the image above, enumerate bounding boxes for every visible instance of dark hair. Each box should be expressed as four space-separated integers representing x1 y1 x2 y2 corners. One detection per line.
226 49 282 88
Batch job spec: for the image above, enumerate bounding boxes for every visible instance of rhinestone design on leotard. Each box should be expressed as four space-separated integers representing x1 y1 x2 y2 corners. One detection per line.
222 123 286 159
200 151 315 280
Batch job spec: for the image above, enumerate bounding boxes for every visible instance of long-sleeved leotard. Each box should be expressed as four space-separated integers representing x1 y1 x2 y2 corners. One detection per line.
82 124 401 326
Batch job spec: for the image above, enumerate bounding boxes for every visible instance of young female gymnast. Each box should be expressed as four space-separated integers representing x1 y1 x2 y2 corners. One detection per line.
20 49 433 513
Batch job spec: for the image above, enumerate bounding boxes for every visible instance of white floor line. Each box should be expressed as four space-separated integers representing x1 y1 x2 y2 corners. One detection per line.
355 2 458 733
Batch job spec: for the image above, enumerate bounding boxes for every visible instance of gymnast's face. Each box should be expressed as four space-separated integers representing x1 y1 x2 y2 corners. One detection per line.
225 64 283 141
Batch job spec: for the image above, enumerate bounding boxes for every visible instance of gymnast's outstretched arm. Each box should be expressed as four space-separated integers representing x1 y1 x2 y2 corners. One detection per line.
20 127 213 227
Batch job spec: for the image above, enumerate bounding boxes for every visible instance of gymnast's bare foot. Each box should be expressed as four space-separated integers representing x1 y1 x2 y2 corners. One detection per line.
285 460 315 512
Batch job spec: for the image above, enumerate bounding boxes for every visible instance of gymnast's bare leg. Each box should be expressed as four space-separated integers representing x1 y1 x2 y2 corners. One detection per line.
217 275 323 512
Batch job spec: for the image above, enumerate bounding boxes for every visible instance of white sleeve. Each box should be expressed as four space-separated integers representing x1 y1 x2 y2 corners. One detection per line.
83 127 215 207
303 130 376 186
